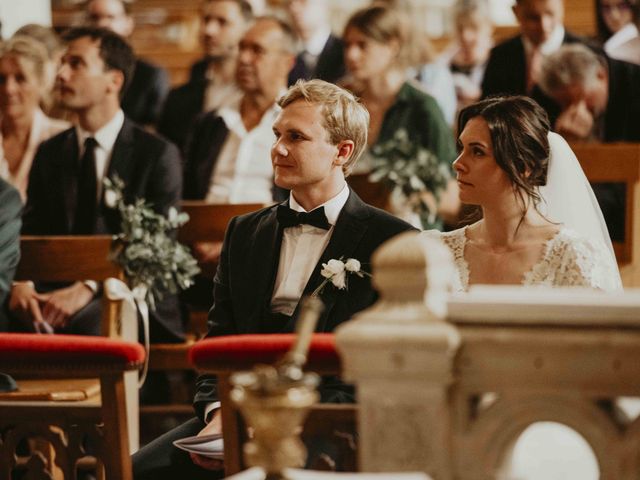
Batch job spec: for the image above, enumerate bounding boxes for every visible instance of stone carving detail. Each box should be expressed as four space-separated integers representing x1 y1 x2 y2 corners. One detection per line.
0 421 104 479
337 230 640 480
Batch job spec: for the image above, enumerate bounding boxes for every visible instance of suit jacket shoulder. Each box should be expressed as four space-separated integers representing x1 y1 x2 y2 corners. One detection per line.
122 58 170 126
183 110 230 199
482 35 527 97
158 79 207 151
0 178 21 322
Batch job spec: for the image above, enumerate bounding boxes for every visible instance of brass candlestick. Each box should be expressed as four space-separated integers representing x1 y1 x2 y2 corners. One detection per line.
230 296 325 480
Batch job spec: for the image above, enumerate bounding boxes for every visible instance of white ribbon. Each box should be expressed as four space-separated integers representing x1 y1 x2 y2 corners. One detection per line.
104 278 150 387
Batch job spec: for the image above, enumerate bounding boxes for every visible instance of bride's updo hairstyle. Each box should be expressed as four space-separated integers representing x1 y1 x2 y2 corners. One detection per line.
457 95 551 211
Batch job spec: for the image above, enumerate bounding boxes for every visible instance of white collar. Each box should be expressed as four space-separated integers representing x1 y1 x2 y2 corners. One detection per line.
76 109 125 151
605 23 639 52
219 95 282 137
302 26 331 57
523 24 565 55
289 182 349 226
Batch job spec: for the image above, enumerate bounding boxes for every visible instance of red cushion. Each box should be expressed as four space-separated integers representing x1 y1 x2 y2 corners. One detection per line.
0 333 145 365
189 333 338 368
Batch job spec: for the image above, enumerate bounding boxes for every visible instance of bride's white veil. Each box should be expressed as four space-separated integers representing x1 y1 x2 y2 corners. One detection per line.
539 132 621 282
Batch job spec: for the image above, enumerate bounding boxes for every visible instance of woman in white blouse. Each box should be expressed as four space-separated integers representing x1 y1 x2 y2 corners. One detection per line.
596 0 640 64
0 35 69 200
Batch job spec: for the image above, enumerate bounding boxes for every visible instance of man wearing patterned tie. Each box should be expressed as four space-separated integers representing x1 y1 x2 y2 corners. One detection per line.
132 79 415 478
7 27 183 341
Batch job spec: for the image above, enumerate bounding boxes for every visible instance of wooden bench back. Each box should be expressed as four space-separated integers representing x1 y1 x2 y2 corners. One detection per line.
572 142 640 266
15 235 120 282
178 202 264 244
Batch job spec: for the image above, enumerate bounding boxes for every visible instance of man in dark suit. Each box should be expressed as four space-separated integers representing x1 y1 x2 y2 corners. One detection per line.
481 0 589 99
9 27 183 342
158 0 253 151
286 0 345 85
538 43 640 242
0 179 21 332
132 79 415 479
87 0 170 127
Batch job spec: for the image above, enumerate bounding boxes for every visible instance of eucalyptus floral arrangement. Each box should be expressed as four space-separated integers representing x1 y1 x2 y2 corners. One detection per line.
104 176 200 310
312 257 369 297
369 128 451 228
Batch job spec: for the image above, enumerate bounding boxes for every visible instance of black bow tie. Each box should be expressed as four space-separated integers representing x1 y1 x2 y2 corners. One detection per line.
276 204 331 230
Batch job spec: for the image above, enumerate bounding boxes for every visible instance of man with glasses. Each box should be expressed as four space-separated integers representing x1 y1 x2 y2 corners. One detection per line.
183 16 295 207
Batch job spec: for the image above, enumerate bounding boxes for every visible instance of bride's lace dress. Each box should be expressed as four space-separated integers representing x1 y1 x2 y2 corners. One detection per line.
427 224 624 478
425 226 622 292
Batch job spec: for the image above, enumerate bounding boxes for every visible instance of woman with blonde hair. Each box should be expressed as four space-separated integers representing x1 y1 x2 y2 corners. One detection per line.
0 35 69 200
342 3 459 229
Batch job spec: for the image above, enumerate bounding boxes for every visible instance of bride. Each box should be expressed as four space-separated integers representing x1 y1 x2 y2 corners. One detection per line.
425 95 622 292
426 95 623 479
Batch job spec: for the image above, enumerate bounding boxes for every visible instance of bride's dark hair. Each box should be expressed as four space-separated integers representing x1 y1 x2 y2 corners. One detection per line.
457 95 551 212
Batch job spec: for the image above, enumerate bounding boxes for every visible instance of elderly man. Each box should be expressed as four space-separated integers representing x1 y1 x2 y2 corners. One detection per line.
132 79 415 479
481 0 594 98
9 27 183 341
537 43 640 242
87 0 170 127
158 0 253 150
181 16 296 305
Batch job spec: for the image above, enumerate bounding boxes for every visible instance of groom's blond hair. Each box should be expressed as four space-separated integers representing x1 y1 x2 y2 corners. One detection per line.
277 79 370 176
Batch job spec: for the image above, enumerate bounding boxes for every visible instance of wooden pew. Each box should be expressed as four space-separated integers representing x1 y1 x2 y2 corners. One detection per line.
3 237 142 476
0 334 144 480
190 334 358 475
572 143 640 286
15 236 122 337
147 202 264 373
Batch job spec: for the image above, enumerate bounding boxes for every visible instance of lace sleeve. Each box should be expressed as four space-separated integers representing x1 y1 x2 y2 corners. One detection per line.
551 231 623 292
421 228 467 292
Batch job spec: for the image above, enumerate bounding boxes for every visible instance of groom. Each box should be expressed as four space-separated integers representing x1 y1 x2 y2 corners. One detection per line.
132 79 415 478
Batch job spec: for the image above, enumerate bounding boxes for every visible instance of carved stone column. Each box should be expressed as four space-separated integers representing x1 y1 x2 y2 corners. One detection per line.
336 231 461 479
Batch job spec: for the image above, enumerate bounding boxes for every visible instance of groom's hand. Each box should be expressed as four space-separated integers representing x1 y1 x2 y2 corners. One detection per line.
190 410 224 471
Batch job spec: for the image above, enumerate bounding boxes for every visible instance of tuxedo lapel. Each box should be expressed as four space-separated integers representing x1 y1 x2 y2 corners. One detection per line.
291 191 370 331
106 119 135 189
61 130 80 232
245 204 285 332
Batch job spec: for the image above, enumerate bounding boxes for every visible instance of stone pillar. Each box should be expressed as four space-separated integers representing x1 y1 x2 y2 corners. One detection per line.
336 231 461 479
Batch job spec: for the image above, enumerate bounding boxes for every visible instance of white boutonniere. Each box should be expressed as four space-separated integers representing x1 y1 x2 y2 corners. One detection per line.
312 257 370 297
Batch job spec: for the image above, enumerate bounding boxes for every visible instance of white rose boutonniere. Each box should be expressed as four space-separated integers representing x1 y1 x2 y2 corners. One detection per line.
312 257 370 297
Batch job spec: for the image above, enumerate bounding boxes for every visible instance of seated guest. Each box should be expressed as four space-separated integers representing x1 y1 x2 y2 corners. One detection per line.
596 0 640 64
158 0 252 151
425 95 621 291
537 43 640 241
13 24 67 118
8 27 184 342
341 4 459 229
481 0 593 99
86 0 170 128
0 179 21 332
0 35 69 200
182 16 295 300
441 0 494 111
285 0 346 85
132 78 416 479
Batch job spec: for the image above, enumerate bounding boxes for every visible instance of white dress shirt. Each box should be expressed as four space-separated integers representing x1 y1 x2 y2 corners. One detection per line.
205 99 280 204
270 183 350 316
75 109 125 200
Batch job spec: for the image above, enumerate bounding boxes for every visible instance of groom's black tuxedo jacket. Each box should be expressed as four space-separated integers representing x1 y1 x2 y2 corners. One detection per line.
193 190 416 418
22 118 185 341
